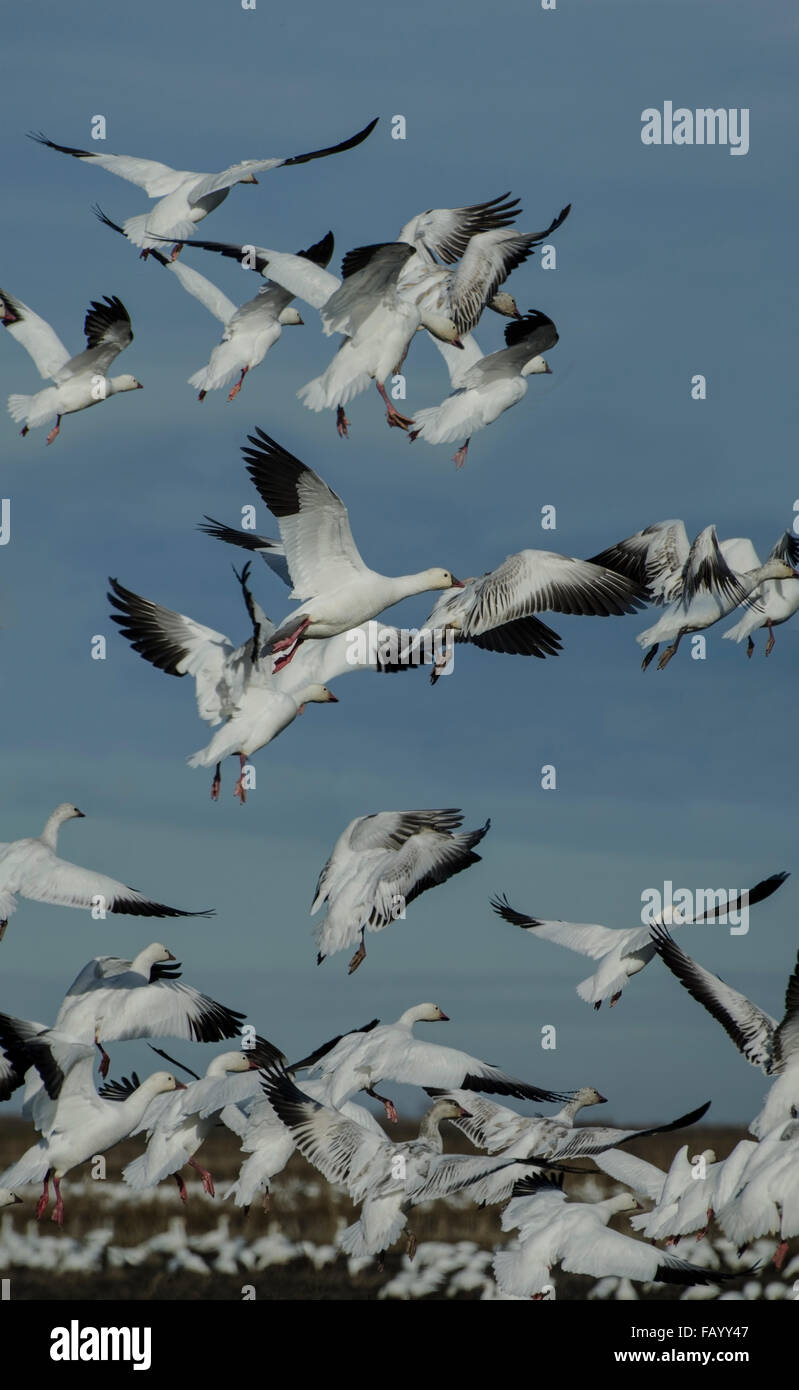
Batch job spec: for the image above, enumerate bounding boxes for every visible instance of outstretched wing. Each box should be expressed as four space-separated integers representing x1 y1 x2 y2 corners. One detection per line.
0 287 71 379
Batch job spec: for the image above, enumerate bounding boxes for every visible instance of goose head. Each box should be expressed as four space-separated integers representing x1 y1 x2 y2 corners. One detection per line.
108 374 144 395
427 1098 472 1124
611 1192 641 1215
488 291 521 319
0 1189 22 1207
423 568 465 593
400 1002 450 1025
419 308 464 349
141 1071 186 1097
758 558 799 582
278 307 304 326
521 354 551 377
206 1050 259 1077
574 1086 608 1108
134 942 177 974
295 684 339 713
41 802 86 849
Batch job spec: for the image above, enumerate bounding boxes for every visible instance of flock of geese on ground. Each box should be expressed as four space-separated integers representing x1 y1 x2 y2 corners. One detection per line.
2 116 797 1299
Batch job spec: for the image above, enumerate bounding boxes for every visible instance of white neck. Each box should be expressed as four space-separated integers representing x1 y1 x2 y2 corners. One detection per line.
418 1108 447 1148
40 808 69 850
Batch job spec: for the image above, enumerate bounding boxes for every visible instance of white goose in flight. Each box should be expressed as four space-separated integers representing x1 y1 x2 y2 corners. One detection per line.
0 1017 183 1225
408 310 559 467
425 1088 711 1205
30 118 377 254
724 532 799 656
0 942 245 1103
120 1047 275 1201
312 809 490 973
96 208 333 400
109 563 420 800
1 289 142 444
261 1070 566 1261
292 1002 573 1123
416 546 647 680
589 520 799 669
493 1173 742 1298
491 870 788 1008
241 430 463 670
0 804 212 941
650 924 799 1138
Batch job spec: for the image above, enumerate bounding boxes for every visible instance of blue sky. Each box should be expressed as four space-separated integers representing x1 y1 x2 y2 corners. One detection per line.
1 0 797 1129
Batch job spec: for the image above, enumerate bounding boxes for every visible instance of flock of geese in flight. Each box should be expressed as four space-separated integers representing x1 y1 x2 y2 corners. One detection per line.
2 115 798 1299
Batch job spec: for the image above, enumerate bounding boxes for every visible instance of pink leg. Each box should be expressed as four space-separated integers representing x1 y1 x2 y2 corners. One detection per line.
233 753 248 805
336 405 350 438
765 621 775 656
174 1172 188 1203
95 1036 111 1079
347 940 367 974
170 242 184 262
657 633 683 670
271 617 311 654
211 762 222 801
139 249 150 261
189 1155 215 1197
366 1086 397 1124
609 991 622 1008
227 367 249 402
20 425 29 438
746 636 755 659
36 1174 50 1220
376 380 413 431
453 439 470 469
774 1239 789 1270
46 416 61 446
593 1001 602 1011
198 389 207 402
52 1174 64 1226
0 919 8 942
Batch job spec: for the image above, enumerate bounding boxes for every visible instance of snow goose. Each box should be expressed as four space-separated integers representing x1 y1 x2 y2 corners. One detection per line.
408 310 559 467
397 201 570 339
0 1019 183 1224
650 924 799 1138
30 118 377 255
0 803 213 940
120 1045 281 1200
312 809 490 972
241 430 463 669
595 1143 720 1242
715 1119 799 1265
493 1173 740 1298
724 532 799 656
220 1079 385 1212
96 208 332 400
415 548 648 680
165 238 461 432
0 942 245 1103
1 288 142 444
491 870 788 1009
426 1090 711 1204
589 522 799 669
292 1002 573 1123
109 565 420 799
261 1069 566 1261
165 193 548 433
